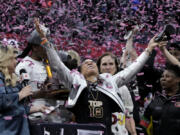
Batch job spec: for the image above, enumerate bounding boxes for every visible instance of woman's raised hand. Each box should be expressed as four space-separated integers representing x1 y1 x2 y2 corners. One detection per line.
34 18 46 38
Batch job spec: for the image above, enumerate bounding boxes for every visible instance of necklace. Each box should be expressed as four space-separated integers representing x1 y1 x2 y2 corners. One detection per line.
89 89 99 101
88 81 99 101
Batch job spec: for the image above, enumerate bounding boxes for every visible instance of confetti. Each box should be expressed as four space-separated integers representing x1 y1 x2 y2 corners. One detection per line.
0 0 179 66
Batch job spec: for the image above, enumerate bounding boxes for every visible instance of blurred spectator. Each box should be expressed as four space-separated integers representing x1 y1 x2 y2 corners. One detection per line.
160 41 180 66
140 64 180 135
0 44 47 135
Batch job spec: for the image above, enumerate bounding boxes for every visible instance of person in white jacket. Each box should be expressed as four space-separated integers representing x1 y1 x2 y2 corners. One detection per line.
35 18 158 134
97 52 137 135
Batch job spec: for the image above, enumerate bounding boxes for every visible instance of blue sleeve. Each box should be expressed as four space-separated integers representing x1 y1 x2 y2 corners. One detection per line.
24 105 31 114
0 79 19 111
16 82 31 114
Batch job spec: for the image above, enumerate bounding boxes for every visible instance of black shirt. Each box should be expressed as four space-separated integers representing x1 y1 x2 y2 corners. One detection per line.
69 87 120 134
144 91 180 135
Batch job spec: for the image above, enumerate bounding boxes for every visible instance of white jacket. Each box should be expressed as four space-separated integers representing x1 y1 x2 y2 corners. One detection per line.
45 46 149 113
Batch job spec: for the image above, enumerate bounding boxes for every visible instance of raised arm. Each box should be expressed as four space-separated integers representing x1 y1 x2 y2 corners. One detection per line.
121 28 138 68
114 36 158 87
159 42 180 67
34 18 74 89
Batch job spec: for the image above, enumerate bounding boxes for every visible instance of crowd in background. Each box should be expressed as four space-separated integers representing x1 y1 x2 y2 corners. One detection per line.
0 0 179 62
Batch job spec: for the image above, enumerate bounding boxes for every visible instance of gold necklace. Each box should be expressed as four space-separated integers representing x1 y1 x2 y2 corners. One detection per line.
88 81 99 101
89 89 99 101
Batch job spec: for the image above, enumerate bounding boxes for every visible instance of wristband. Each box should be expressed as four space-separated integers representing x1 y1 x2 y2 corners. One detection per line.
41 38 48 45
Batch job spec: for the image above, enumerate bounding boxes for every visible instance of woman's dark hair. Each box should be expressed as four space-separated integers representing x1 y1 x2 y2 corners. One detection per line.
96 52 120 74
78 65 81 72
165 63 180 77
17 30 42 58
17 43 33 58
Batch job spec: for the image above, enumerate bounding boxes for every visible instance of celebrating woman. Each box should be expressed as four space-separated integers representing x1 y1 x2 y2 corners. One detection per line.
141 64 180 135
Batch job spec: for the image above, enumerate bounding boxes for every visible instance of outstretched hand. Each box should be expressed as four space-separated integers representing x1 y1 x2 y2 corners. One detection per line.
34 18 51 48
34 18 46 38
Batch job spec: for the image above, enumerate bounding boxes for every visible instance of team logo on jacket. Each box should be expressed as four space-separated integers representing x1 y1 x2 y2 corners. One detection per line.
175 102 180 107
105 82 113 89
